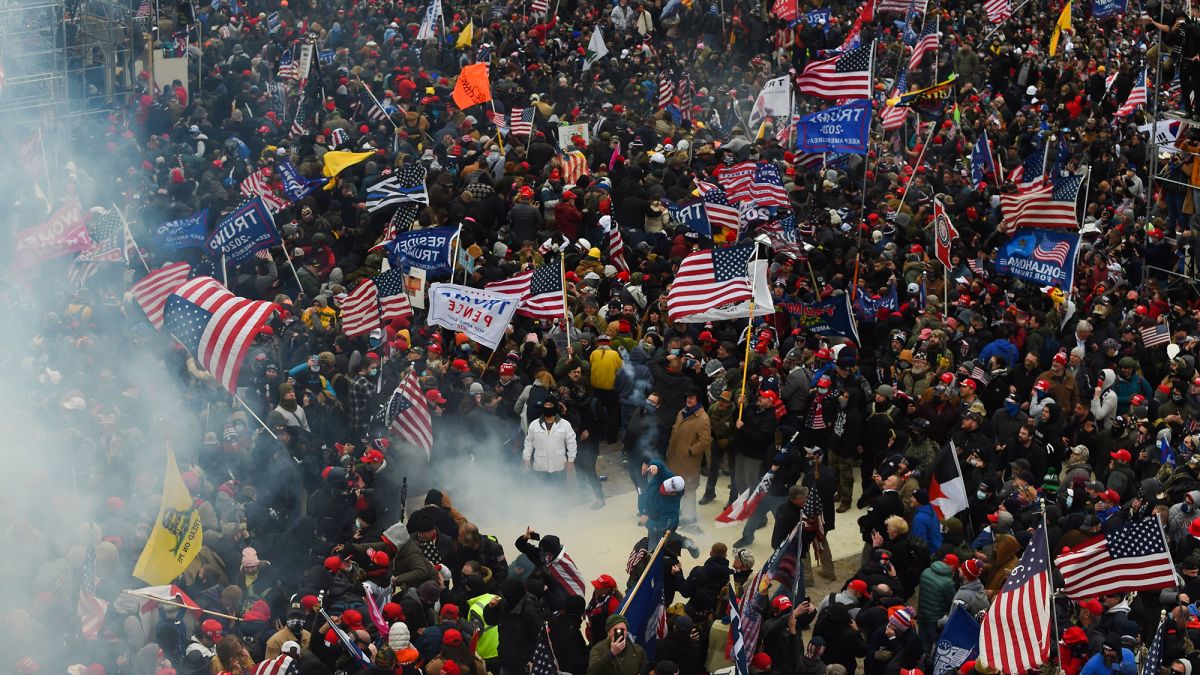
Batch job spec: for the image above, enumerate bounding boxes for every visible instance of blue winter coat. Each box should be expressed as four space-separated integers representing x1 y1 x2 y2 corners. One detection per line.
639 460 682 531
911 504 943 553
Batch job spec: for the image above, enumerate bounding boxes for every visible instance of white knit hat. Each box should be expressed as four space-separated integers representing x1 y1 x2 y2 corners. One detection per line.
388 622 412 650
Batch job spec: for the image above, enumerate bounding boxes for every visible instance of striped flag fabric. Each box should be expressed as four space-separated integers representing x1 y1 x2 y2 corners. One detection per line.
485 257 566 319
131 262 193 329
667 244 756 322
877 0 924 13
366 164 431 210
716 162 757 202
509 107 535 136
531 624 561 675
795 43 873 100
978 522 1052 674
750 163 790 207
656 73 675 110
1141 322 1172 348
373 203 421 249
1014 140 1048 189
1000 173 1083 230
359 91 389 122
727 587 750 675
908 22 939 71
385 370 434 458
276 49 298 80
562 151 589 186
547 549 587 597
720 475 775 529
163 277 277 394
607 222 630 273
984 0 1011 22
701 189 741 232
881 71 910 131
1032 239 1072 267
1055 517 1177 598
339 268 414 338
530 0 549 15
678 74 695 120
290 97 310 137
240 168 290 213
1143 612 1168 675
252 655 297 675
78 543 108 639
136 0 153 18
1116 69 1149 117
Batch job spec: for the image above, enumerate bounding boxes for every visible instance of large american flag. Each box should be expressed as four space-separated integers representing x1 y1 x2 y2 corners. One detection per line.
751 163 790 207
702 189 741 232
656 72 676 110
531 624 560 675
1012 140 1048 189
509 107 535 136
607 223 630 272
667 244 755 322
385 370 433 458
240 168 290 213
1141 322 1172 348
276 49 298 80
877 0 925 12
164 277 277 394
1055 517 1177 598
131 262 193 329
795 43 873 100
881 71 910 131
339 268 414 338
485 257 566 319
1001 174 1083 230
978 522 1051 674
984 0 1011 23
717 162 757 202
908 22 939 71
1116 69 1149 118
78 543 107 639
562 151 589 186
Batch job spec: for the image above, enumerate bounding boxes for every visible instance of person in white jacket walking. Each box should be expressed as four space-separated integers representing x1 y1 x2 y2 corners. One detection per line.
523 395 578 485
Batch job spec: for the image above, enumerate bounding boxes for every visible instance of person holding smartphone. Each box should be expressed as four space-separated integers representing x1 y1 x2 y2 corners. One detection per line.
587 615 647 675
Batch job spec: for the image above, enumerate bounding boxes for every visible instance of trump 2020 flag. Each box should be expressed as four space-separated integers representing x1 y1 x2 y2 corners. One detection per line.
1092 0 1126 16
932 606 980 675
779 295 861 343
152 210 208 251
384 226 457 277
133 449 203 585
619 538 668 659
796 100 872 154
205 197 280 264
278 160 327 200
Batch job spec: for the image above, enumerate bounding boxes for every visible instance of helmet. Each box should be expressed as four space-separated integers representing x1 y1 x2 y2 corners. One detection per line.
587 247 602 259
908 418 931 432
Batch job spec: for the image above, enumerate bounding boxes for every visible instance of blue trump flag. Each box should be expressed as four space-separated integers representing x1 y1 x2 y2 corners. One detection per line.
931 606 979 675
666 199 712 238
851 283 899 320
619 540 667 660
205 197 280 263
970 132 996 188
383 226 457 277
278 160 327 201
797 100 872 154
152 209 208 250
994 227 1080 290
780 295 861 343
1092 0 1126 18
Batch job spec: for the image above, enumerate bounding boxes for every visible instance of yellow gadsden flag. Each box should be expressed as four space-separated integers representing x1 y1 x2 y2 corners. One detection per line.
133 449 203 585
456 21 474 49
451 63 492 110
321 150 374 190
1049 1 1071 56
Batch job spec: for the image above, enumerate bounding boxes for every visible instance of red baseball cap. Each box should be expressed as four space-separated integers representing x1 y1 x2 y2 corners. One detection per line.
426 389 447 405
591 574 618 590
1109 449 1132 463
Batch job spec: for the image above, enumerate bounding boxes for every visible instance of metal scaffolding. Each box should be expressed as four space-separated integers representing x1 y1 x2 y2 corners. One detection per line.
0 0 136 123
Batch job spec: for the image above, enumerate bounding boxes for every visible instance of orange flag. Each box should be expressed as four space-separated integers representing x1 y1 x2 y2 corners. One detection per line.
451 63 491 110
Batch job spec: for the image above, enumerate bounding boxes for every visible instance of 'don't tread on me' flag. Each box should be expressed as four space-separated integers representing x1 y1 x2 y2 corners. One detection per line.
132 449 204 585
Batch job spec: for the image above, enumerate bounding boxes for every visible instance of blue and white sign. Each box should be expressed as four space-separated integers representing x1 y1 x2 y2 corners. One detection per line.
797 100 872 154
995 227 1080 290
205 197 279 263
153 209 208 251
383 226 457 277
1092 0 1126 19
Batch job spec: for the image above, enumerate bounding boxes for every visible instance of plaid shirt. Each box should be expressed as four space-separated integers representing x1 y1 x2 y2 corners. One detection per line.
348 374 374 441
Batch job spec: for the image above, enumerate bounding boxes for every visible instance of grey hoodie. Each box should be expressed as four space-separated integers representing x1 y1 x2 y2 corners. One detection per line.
1168 491 1200 544
1090 368 1118 429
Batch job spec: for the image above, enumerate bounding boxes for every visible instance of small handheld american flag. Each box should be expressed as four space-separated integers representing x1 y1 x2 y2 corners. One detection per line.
1141 322 1171 348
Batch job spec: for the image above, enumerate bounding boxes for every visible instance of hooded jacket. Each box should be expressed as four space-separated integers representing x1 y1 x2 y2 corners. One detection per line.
1091 369 1119 429
379 521 438 591
916 561 956 628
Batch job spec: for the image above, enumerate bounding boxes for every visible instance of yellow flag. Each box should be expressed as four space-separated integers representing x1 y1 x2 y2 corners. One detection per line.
321 150 374 190
133 449 203 585
456 21 474 49
1049 1 1071 56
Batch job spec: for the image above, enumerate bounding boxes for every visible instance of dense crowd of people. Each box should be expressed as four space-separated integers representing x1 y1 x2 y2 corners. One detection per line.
7 0 1200 671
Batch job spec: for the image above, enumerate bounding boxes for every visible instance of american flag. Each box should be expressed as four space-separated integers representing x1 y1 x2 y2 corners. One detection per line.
978 522 1052 674
1143 611 1168 675
240 168 290 213
795 43 873 100
1116 69 1149 118
716 471 773 526
277 49 298 80
1140 322 1172 348
385 370 433 458
1055 517 1177 598
751 163 790 207
756 213 801 257
678 74 695 120
969 363 990 385
530 0 549 15
252 655 297 675
1032 239 1072 266
984 0 1011 22
793 151 825 173
717 162 757 202
290 97 310 137
359 91 389 123
131 262 193 329
485 257 566 319
374 203 421 249
881 71 910 131
968 258 987 278
727 587 750 675
78 543 107 639
908 22 939 71
366 164 430 210
562 151 589 186
877 0 925 13
339 268 414 337
509 107 535 136
530 624 560 675
1013 140 1048 189
1001 174 1083 230
163 277 277 394
667 244 756 322
607 222 629 272
547 549 586 596
136 0 153 18
657 72 676 110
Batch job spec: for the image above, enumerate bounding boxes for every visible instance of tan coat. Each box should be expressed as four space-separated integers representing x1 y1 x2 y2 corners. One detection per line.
666 408 712 480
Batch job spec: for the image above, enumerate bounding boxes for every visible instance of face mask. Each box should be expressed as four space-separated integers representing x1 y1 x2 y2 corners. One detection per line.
355 519 367 529
1066 493 1074 507
670 348 681 356
287 619 304 632
369 368 378 377
310 364 320 372
1005 401 1020 416
976 490 988 500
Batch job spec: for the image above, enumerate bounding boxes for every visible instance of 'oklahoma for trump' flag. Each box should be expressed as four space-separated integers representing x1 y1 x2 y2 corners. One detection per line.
133 449 203 584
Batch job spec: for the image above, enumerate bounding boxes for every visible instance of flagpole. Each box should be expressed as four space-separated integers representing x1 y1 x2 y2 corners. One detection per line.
125 593 241 621
560 253 571 340
981 0 1033 41
489 100 506 154
1078 166 1092 227
890 102 943 217
736 299 755 423
278 242 307 293
451 224 462 283
235 392 279 440
38 128 53 202
858 40 876 251
220 254 228 287
357 79 400 130
622 530 671 610
114 203 152 273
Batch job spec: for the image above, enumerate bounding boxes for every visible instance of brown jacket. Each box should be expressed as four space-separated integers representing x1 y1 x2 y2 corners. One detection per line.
667 408 712 480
